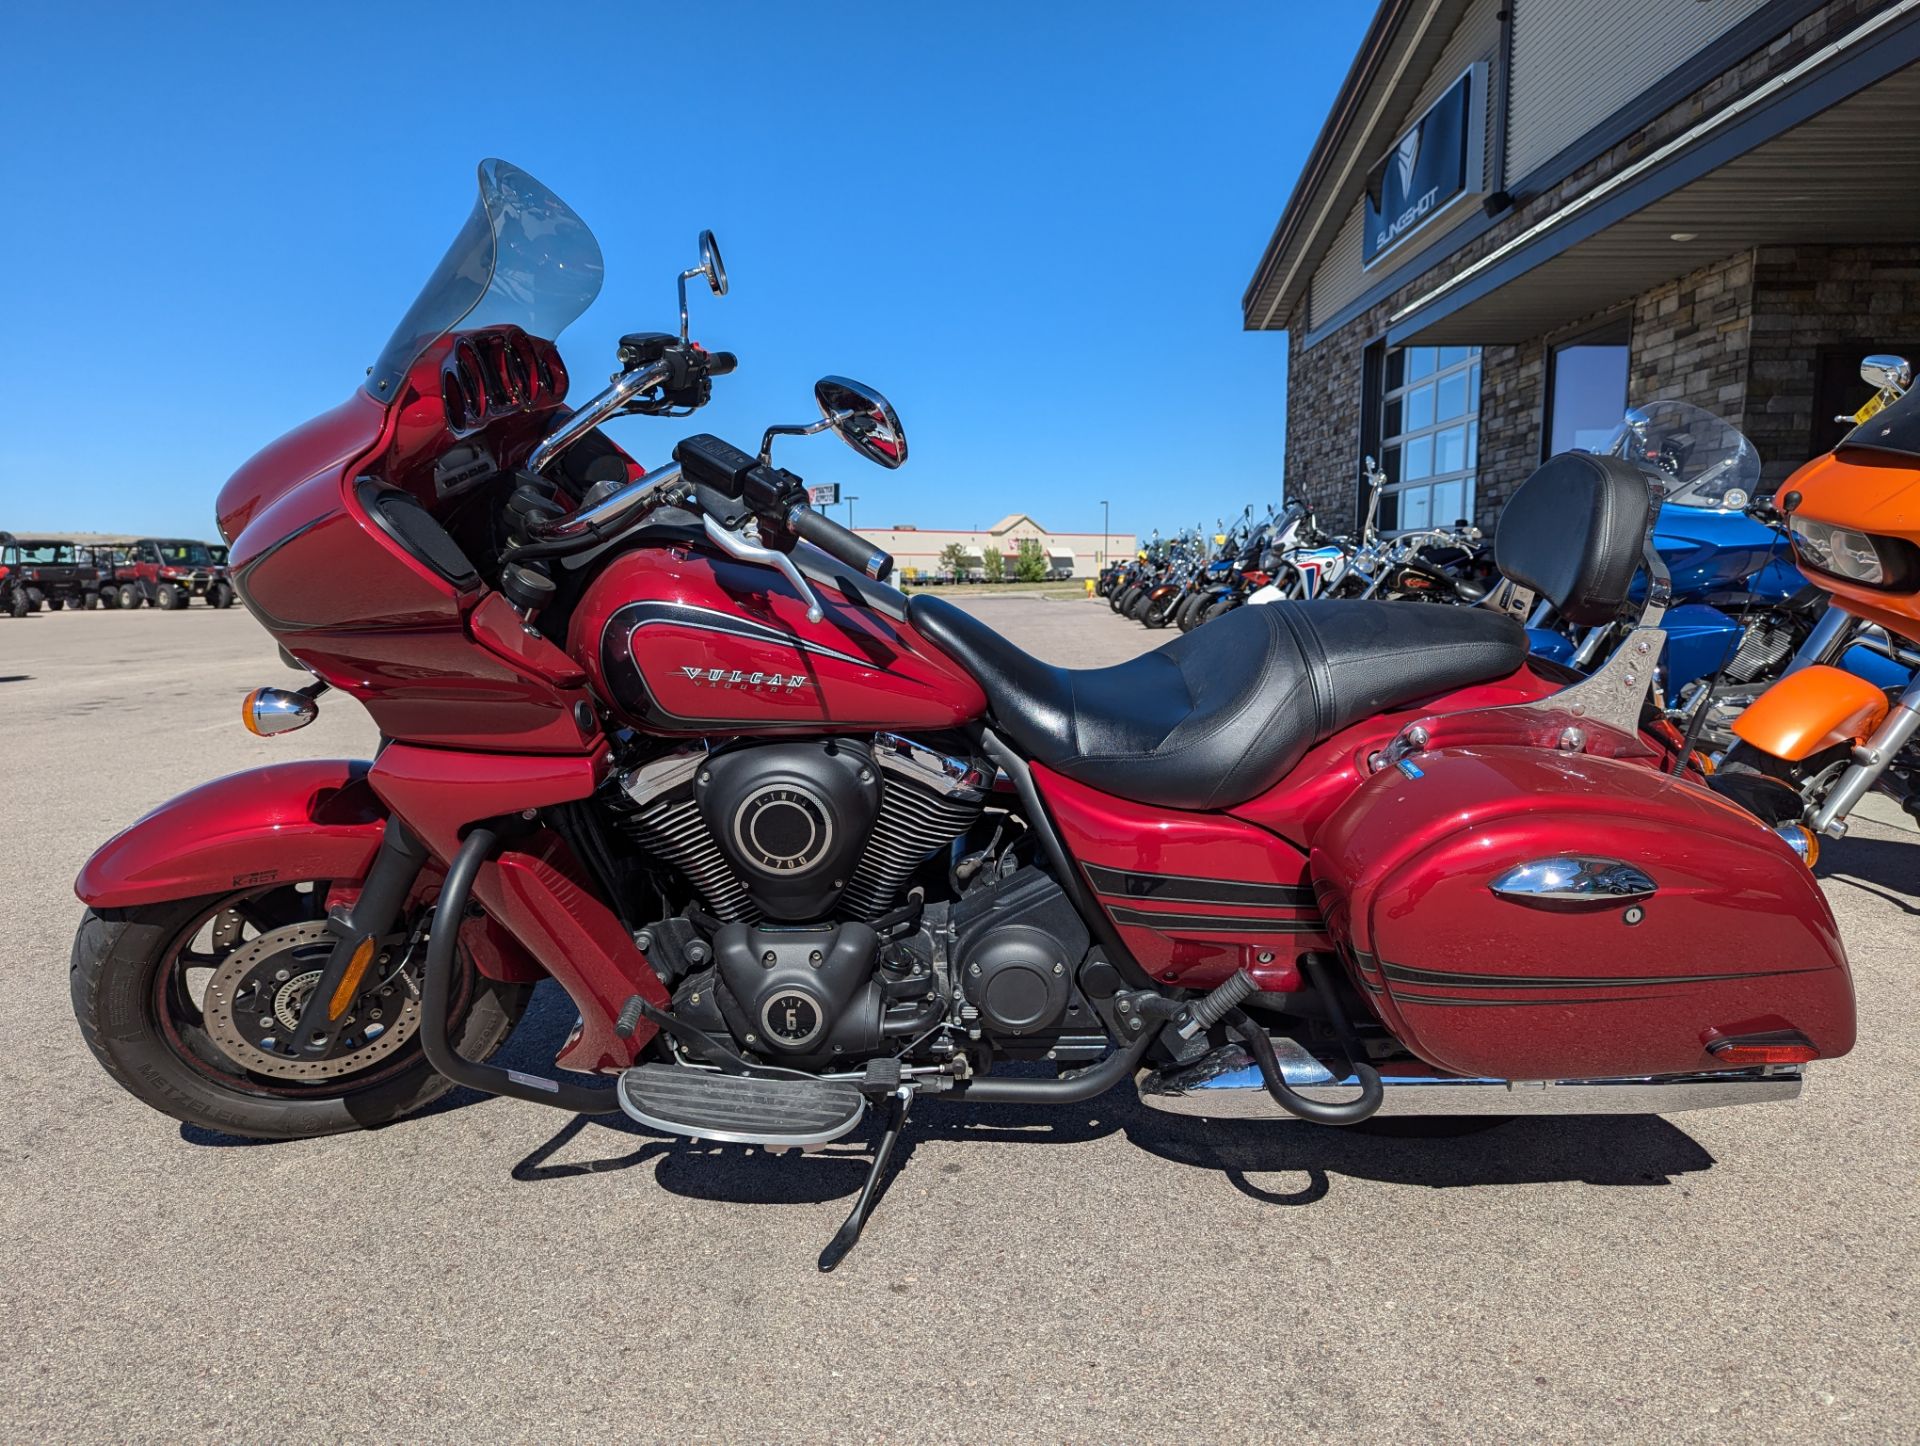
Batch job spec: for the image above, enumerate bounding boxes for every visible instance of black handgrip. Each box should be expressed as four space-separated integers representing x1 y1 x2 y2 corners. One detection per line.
789 505 893 582
705 350 738 376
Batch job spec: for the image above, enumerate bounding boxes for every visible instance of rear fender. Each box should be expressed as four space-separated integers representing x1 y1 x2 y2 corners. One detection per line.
1731 665 1890 762
75 760 385 909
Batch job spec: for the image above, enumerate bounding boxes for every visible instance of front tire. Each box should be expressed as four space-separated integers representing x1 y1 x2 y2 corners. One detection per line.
210 583 235 609
156 586 183 610
71 889 527 1139
4 587 27 618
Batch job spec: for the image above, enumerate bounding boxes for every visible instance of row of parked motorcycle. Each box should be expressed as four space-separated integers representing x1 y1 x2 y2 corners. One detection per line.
1098 372 1920 779
0 534 234 616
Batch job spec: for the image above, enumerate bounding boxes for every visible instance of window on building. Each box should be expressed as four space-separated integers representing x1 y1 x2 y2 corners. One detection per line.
1547 318 1631 457
1378 344 1480 529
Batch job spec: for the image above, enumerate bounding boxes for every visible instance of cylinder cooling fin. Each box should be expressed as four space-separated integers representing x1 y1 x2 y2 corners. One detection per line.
616 734 990 923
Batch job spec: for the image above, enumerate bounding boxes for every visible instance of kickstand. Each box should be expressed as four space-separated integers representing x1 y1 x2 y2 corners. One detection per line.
818 1085 913 1273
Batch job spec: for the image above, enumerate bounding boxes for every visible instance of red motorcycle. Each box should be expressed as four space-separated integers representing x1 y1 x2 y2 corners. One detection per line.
71 161 1852 1268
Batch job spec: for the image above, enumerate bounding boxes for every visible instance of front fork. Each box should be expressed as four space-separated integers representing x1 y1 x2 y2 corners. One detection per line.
1809 672 1920 838
1761 605 1920 837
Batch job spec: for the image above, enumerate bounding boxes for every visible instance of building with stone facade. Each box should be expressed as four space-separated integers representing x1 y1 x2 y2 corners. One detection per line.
860 514 1136 582
1245 0 1920 531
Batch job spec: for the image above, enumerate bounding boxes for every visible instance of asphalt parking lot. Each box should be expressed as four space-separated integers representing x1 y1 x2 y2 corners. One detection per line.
3 599 1917 1443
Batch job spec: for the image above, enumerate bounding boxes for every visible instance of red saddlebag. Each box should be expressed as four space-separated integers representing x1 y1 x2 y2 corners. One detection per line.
1309 747 1854 1079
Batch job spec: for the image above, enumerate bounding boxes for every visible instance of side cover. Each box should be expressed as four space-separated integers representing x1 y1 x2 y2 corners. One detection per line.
1310 747 1853 1079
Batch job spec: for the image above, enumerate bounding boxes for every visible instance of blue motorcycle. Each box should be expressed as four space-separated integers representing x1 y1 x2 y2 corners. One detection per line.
1524 402 1907 737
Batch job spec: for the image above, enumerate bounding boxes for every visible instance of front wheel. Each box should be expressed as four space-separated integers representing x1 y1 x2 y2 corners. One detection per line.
1201 595 1238 624
210 583 235 609
4 586 27 618
71 883 527 1139
156 586 183 610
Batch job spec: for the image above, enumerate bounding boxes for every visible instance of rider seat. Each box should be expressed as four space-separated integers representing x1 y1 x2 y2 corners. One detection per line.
909 451 1652 812
908 596 1527 809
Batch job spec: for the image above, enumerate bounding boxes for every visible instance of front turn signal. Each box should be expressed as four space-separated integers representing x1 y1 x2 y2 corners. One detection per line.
242 685 320 736
1773 822 1820 869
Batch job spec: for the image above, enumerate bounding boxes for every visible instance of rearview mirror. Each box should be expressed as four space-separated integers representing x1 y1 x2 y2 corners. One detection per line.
677 230 728 341
699 230 728 296
1861 354 1911 392
815 376 908 469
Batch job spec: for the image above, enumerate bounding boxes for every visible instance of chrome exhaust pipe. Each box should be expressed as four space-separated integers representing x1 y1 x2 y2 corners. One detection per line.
1135 1039 1802 1119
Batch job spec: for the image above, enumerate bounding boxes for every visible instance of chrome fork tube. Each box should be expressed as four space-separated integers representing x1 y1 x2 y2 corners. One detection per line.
1810 672 1920 837
1784 605 1856 675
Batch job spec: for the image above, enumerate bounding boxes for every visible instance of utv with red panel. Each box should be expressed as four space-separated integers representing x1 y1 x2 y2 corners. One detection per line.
69 160 1852 1269
118 537 235 609
1 534 101 615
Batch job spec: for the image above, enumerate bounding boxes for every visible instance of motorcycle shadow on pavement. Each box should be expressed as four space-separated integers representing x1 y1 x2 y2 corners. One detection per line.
1817 831 1920 917
496 991 1714 1212
184 982 1716 1211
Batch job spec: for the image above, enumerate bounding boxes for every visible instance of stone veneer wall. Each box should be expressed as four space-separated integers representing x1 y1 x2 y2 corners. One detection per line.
1745 244 1920 490
1278 0 1888 530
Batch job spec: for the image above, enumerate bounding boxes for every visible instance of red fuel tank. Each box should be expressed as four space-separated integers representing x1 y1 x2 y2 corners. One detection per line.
570 541 988 735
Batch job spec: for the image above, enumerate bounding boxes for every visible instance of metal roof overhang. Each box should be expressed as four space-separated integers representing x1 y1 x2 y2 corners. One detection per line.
1388 27 1920 347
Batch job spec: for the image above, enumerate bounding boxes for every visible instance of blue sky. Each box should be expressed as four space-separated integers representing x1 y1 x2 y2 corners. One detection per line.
0 3 1369 543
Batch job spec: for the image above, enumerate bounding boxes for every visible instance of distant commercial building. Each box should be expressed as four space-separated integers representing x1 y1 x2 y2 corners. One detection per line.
861 514 1137 581
1246 0 1920 532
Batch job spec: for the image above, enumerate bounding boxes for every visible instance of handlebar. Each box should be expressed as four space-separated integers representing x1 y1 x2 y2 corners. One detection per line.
526 358 673 475
786 504 892 582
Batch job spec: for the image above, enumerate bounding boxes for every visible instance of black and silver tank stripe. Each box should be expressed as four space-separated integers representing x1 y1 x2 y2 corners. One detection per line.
609 600 874 670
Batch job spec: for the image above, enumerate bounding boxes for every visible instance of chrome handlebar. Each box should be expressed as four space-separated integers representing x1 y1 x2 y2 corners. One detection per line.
523 462 683 544
524 359 674 476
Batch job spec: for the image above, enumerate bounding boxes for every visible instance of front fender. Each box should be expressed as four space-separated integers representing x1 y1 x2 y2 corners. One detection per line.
1731 665 1890 762
75 759 383 908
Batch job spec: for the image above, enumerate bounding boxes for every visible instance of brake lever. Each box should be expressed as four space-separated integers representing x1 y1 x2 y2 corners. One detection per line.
701 513 824 623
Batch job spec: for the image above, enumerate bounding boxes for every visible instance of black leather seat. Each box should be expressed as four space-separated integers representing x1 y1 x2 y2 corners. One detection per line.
909 596 1527 809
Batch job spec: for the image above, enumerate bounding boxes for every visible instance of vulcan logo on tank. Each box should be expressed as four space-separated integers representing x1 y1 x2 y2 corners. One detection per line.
680 665 809 690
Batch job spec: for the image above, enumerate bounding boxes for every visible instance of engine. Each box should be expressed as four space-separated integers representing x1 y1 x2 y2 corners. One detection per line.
615 734 990 923
611 735 1109 1070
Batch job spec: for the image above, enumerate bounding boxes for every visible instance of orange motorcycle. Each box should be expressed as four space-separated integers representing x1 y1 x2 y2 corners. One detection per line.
1717 355 1920 841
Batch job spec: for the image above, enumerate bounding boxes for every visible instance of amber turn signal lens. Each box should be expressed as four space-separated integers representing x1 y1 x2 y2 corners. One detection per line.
1773 822 1820 869
328 936 379 1019
242 685 319 736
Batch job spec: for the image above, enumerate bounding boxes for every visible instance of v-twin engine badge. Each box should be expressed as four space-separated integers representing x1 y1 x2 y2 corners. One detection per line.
759 987 827 1048
732 784 834 874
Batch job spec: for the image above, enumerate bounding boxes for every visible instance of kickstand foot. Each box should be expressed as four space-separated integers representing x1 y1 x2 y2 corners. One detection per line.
818 1086 912 1272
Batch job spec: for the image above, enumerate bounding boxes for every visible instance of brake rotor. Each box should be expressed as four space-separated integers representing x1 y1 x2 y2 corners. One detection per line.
201 921 422 1082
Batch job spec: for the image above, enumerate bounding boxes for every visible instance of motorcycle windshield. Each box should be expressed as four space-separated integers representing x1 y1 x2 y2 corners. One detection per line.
365 158 605 400
1604 401 1760 510
1838 381 1920 464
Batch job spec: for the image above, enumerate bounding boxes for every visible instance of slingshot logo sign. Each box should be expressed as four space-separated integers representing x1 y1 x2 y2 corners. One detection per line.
1364 67 1480 266
1394 128 1421 197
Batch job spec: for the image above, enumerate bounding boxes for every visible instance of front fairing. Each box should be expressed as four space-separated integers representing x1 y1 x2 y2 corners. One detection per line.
1643 502 1791 597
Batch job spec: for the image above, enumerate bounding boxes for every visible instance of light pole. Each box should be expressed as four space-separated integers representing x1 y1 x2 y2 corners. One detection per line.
1100 499 1109 570
845 495 860 530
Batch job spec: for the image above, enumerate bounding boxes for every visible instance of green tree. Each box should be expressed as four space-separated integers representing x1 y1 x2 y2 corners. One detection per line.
1014 537 1049 582
982 548 1006 582
937 542 970 580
